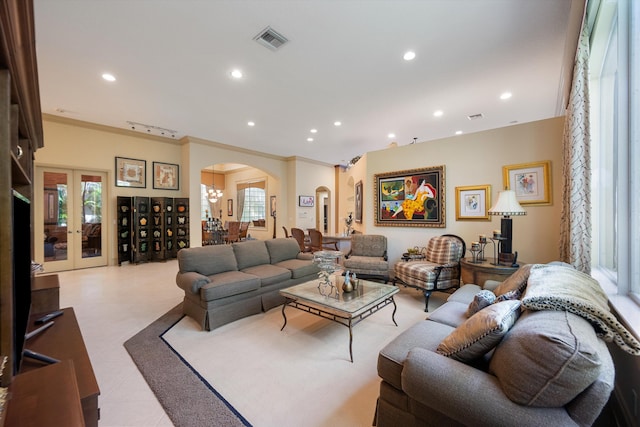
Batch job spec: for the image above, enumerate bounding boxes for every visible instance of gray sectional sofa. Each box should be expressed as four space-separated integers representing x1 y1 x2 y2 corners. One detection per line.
176 238 320 331
375 263 626 427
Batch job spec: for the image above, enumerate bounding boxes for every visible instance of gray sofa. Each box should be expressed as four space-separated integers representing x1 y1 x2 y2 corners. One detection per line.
176 238 320 331
375 263 618 427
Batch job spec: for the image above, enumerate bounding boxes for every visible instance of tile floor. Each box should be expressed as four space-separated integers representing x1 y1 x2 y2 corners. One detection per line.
53 260 185 427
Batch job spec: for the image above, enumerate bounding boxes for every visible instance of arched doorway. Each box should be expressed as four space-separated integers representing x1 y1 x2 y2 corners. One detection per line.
315 186 331 233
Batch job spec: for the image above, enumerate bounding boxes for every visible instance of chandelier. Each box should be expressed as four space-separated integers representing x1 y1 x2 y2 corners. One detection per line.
207 186 223 203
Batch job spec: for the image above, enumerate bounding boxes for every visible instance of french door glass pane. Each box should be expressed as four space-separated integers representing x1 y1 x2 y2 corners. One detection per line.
81 174 102 258
43 171 68 261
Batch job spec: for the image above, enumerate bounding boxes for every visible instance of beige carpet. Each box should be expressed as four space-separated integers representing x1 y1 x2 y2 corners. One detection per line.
163 287 448 427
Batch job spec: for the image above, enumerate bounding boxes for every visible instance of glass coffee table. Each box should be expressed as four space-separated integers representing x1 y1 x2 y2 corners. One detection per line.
279 279 399 362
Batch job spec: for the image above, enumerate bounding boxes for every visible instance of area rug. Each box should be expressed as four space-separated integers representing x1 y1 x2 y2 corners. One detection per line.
123 304 249 427
126 288 445 427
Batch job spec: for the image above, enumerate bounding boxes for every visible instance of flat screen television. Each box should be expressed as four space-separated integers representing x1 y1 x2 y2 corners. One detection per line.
10 191 32 376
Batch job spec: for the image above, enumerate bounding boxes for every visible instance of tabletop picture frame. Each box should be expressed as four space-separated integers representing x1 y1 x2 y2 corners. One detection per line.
115 156 146 188
503 160 551 205
152 161 179 190
455 184 491 221
374 165 445 227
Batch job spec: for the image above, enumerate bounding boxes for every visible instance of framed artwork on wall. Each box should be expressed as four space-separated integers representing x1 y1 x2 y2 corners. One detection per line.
374 165 446 227
227 199 233 216
355 180 363 223
455 185 491 221
299 195 314 207
270 196 277 217
503 160 551 205
115 156 146 188
152 161 179 190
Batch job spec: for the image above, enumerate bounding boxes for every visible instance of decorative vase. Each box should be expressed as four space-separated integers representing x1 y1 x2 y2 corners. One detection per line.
342 280 353 293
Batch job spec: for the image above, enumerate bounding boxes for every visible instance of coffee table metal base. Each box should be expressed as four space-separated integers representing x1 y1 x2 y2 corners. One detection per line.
280 296 397 362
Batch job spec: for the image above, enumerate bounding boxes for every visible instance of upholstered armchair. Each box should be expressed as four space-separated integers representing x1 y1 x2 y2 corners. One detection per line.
393 234 466 311
343 234 389 283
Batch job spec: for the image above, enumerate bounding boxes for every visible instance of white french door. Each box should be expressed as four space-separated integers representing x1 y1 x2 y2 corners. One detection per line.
35 167 108 272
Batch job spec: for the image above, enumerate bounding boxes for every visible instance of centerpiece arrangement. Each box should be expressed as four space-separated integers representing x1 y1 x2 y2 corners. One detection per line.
313 250 343 298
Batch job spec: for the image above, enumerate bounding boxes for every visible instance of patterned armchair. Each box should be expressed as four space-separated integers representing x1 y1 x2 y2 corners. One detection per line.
393 234 466 311
343 234 389 283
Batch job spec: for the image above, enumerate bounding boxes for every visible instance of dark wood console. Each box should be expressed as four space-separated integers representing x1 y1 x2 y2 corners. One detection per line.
6 308 100 427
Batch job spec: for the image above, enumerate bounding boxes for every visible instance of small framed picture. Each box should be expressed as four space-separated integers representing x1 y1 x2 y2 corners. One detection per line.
152 161 179 190
455 185 491 221
298 195 314 207
227 199 233 216
270 195 277 217
355 180 363 223
115 156 146 188
503 161 551 205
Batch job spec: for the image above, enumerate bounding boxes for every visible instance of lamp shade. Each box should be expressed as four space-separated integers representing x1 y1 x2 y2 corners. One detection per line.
488 190 526 217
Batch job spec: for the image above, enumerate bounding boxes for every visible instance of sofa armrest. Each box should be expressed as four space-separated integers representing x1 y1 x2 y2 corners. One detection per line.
401 348 575 427
176 271 211 294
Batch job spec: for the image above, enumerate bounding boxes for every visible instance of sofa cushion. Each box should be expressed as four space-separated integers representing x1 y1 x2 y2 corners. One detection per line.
436 300 521 362
178 245 238 276
265 238 301 264
489 310 602 407
273 259 320 279
378 320 454 390
232 240 271 270
492 263 532 297
199 270 261 301
427 301 469 328
241 264 291 287
343 255 388 272
447 284 482 304
466 289 496 317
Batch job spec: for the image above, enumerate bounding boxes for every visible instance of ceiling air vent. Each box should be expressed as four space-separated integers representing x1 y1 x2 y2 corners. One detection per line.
253 26 289 51
467 113 484 121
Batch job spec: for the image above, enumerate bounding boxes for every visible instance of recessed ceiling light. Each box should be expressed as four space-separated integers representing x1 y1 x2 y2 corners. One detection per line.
433 110 444 117
334 121 342 126
500 92 512 100
455 130 463 135
231 69 243 79
403 51 416 61
310 129 318 133
102 73 116 82
247 121 255 126
307 137 314 142
388 133 396 139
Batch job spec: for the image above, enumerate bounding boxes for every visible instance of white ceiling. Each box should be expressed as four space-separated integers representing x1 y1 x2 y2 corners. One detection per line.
33 0 584 166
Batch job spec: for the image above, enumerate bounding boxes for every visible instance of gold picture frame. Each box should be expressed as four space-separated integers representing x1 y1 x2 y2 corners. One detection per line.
503 160 551 205
455 185 491 221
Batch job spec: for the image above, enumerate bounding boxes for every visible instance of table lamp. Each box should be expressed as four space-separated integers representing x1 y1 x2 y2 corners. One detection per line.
488 189 526 266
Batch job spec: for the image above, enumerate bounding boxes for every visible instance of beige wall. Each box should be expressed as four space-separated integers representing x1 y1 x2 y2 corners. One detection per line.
35 116 184 265
37 114 564 267
340 117 565 265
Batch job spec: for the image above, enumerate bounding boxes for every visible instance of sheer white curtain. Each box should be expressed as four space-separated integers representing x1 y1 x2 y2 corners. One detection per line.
560 23 592 273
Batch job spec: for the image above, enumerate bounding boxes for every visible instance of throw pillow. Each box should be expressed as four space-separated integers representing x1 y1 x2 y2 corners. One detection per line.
465 289 496 317
495 288 521 302
489 310 602 407
436 299 522 362
492 263 533 298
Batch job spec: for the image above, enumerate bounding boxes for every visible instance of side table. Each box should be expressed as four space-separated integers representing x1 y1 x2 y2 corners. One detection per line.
460 258 522 288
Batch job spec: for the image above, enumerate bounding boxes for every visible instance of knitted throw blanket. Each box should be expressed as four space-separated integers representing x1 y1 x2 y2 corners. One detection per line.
522 264 640 356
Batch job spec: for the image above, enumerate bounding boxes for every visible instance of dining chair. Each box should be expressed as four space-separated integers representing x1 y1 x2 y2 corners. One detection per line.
282 226 290 238
308 229 338 252
291 227 312 252
225 221 241 243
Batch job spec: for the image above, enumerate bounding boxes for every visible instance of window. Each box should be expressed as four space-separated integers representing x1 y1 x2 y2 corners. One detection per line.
590 0 639 303
239 186 266 223
237 179 267 224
